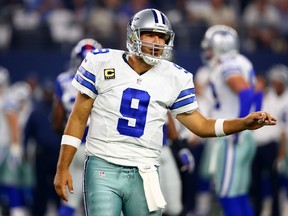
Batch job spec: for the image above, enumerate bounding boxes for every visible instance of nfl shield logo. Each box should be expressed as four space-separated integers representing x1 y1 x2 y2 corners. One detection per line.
99 171 105 177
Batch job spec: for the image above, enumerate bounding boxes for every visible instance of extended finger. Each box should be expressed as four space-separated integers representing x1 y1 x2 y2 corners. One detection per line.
265 113 277 125
60 185 68 202
54 179 68 202
67 178 74 195
257 112 266 124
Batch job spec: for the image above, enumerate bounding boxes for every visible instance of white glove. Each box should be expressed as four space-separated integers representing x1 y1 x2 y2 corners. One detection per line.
8 144 23 167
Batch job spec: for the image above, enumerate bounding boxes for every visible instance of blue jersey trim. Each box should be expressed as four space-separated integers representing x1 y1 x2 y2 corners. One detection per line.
170 88 195 110
78 66 96 83
74 74 97 94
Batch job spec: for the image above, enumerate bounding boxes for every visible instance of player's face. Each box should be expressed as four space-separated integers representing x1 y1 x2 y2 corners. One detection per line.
140 32 166 57
203 48 213 61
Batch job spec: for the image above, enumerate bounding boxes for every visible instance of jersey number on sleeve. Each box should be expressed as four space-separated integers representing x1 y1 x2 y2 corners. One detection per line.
117 88 150 138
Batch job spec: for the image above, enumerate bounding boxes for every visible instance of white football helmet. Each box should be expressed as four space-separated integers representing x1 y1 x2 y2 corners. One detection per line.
70 38 103 68
268 64 288 85
127 8 175 65
201 25 239 61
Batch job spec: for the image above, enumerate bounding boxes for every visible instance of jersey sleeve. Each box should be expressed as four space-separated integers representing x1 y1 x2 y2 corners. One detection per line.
169 70 198 117
72 51 98 99
221 61 242 81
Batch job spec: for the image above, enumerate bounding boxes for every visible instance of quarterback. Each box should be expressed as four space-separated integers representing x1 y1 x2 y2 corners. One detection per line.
54 9 276 216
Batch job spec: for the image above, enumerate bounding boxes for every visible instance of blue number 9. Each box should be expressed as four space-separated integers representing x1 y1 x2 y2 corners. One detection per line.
117 88 150 138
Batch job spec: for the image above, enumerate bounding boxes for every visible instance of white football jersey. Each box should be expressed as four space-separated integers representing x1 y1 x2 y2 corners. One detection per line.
0 95 10 147
72 49 198 167
209 54 256 118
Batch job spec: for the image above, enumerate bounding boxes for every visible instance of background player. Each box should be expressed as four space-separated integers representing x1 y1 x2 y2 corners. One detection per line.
200 24 259 216
52 38 102 216
0 77 32 216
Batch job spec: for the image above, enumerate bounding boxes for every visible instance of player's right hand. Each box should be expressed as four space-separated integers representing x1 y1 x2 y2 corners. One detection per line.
54 168 74 202
245 111 277 130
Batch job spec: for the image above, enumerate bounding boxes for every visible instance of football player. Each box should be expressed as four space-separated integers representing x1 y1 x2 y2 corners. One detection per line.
54 9 276 216
201 25 259 216
0 78 32 216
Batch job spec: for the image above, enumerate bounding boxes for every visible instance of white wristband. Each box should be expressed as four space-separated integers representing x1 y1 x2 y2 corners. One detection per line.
214 119 226 137
61 135 82 149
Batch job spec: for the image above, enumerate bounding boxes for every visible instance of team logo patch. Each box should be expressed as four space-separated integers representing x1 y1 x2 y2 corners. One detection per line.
104 68 115 79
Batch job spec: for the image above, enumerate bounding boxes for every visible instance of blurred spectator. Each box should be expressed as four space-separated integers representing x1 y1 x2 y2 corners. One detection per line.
0 14 12 50
275 0 288 42
165 0 207 50
85 0 122 48
117 0 155 49
46 7 84 50
241 0 287 53
186 0 238 28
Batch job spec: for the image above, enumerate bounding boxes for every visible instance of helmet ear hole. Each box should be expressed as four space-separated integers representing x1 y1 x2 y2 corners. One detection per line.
126 8 174 65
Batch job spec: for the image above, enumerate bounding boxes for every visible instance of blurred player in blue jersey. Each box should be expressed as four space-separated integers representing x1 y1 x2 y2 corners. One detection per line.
52 38 102 216
53 9 276 216
200 25 260 216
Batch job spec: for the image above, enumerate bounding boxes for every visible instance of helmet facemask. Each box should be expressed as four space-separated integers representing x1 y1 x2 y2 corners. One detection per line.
126 9 175 65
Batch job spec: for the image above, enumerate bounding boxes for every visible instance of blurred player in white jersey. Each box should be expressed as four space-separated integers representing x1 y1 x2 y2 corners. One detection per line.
52 38 102 216
200 25 259 216
0 77 32 216
0 66 11 215
53 9 276 216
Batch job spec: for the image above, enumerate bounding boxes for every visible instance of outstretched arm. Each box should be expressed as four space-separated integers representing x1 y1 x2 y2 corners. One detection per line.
54 91 94 202
176 109 276 138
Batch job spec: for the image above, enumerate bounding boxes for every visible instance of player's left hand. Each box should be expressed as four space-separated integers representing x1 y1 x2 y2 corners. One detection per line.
243 111 277 130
